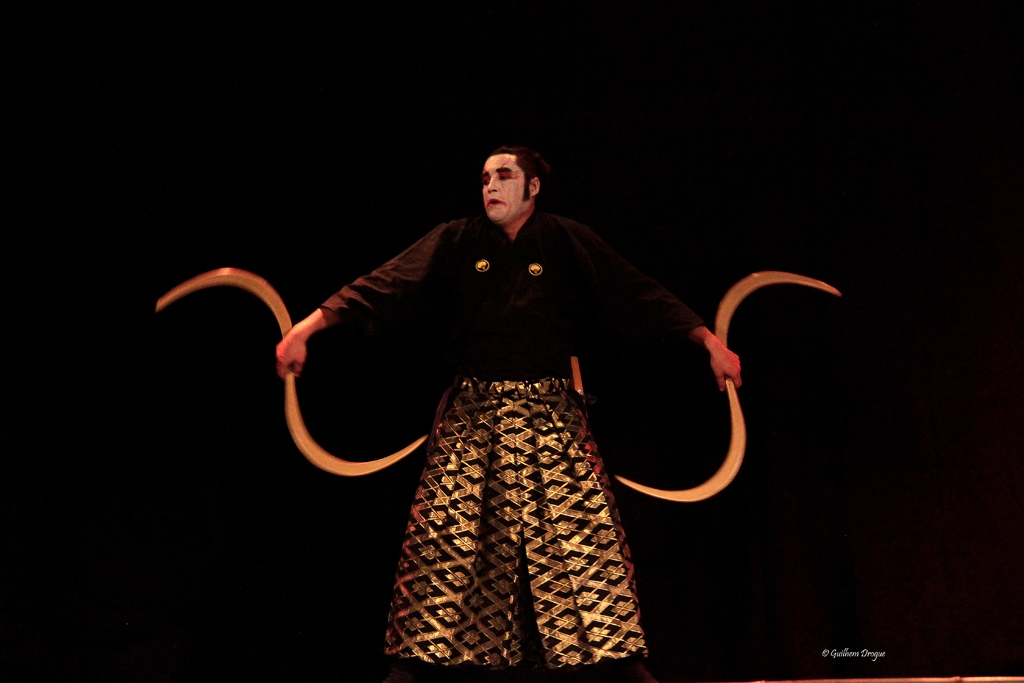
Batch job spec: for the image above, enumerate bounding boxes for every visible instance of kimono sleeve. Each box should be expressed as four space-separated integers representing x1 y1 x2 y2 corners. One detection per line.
319 222 456 335
562 220 705 345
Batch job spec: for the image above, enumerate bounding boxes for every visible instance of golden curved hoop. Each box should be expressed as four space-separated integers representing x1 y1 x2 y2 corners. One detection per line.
614 271 841 502
155 268 428 476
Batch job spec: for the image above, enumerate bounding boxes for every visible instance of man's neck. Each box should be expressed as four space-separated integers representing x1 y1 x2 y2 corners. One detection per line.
500 204 536 241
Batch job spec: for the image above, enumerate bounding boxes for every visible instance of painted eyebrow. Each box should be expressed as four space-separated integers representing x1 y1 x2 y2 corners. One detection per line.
481 168 519 180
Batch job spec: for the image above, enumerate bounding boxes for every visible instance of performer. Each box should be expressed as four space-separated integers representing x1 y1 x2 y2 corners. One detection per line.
275 147 741 682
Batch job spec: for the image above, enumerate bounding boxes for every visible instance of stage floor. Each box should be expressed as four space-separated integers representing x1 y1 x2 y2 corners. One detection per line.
699 679 1024 683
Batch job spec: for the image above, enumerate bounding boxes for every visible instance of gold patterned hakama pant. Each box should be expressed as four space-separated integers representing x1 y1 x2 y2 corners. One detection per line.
384 377 647 669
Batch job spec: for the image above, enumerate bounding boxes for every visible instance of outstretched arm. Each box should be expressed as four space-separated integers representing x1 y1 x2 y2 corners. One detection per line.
275 308 340 379
688 325 742 391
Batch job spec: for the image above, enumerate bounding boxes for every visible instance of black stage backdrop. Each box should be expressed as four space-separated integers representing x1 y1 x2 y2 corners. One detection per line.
5 6 1024 682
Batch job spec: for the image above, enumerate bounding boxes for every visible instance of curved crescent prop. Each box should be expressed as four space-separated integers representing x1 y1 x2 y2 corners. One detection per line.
155 268 428 476
614 271 842 502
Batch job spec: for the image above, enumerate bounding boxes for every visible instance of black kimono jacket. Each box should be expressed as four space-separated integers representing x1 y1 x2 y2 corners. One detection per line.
320 211 704 380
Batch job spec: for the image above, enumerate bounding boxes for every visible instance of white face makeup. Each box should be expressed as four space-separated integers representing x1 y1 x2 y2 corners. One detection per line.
481 154 539 228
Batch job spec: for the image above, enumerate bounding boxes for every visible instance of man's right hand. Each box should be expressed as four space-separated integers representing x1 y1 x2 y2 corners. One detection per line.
274 308 338 379
276 331 308 378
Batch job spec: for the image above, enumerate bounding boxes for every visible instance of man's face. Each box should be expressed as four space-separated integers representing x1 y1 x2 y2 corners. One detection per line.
481 154 539 226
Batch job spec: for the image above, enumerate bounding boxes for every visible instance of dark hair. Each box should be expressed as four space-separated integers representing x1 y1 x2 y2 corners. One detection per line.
489 145 553 198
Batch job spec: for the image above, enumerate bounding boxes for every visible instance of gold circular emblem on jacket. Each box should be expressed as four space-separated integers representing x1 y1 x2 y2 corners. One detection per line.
475 259 490 272
528 263 543 276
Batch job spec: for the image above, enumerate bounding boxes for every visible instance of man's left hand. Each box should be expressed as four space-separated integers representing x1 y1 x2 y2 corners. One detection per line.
708 337 742 391
688 325 742 391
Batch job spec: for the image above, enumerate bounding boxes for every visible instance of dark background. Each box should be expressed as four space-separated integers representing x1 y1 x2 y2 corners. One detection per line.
5 5 1024 682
